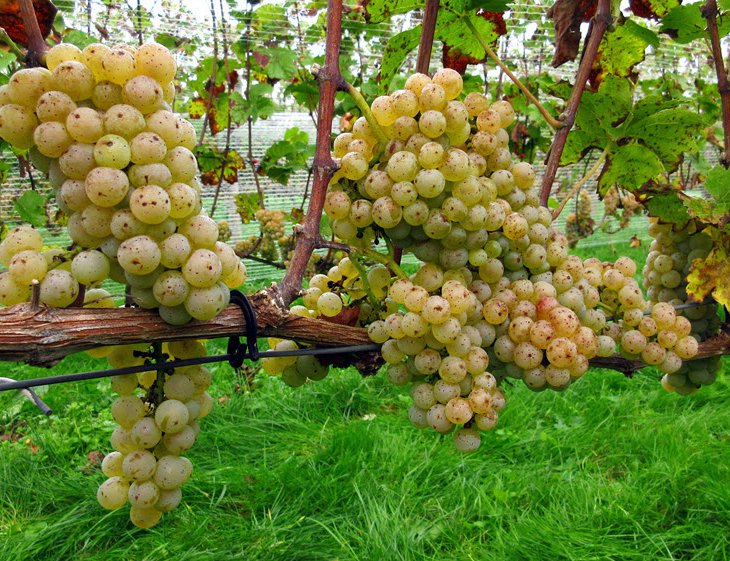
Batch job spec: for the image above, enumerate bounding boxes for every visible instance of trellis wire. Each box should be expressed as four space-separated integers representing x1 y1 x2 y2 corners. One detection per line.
0 377 52 415
0 344 382 393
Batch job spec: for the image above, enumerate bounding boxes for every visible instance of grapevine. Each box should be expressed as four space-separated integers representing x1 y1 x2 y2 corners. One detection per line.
0 0 729 536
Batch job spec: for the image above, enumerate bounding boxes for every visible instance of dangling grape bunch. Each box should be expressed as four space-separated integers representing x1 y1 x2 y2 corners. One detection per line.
316 69 705 452
0 42 247 325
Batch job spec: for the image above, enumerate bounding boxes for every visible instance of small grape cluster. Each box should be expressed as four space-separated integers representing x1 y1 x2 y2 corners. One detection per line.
97 340 214 528
265 255 388 384
643 219 721 393
0 42 246 324
565 190 595 247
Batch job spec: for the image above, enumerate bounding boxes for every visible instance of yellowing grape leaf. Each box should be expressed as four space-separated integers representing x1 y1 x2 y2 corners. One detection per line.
686 226 730 310
0 0 56 46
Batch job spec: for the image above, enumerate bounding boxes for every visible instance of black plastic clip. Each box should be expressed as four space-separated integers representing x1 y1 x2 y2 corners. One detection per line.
227 289 259 368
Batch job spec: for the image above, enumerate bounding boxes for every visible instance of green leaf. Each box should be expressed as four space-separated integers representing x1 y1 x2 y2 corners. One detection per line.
260 127 313 186
14 191 46 228
230 83 277 124
380 25 422 90
689 166 730 224
467 0 509 10
596 20 656 77
561 131 602 166
261 47 298 81
703 166 730 204
660 5 706 43
62 29 97 49
575 75 633 138
436 11 498 60
234 193 260 224
598 142 664 194
627 108 704 168
362 0 422 23
645 193 689 226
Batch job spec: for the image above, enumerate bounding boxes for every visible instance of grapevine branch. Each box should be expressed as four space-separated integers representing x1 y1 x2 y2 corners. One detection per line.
539 0 611 207
702 0 730 168
210 0 233 217
0 301 728 377
416 0 439 74
277 0 347 306
18 0 48 66
0 297 371 367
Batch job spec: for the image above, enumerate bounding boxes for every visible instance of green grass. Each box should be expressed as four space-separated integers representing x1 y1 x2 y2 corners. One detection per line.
2 232 730 561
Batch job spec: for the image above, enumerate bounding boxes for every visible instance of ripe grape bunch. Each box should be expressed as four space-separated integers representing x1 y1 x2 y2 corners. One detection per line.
643 219 721 393
319 69 709 452
0 42 247 324
97 340 214 528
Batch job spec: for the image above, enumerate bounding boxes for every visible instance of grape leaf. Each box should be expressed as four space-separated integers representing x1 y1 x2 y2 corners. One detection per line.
436 11 499 60
14 190 46 228
703 166 730 205
442 10 506 74
624 108 704 169
259 47 298 81
546 0 598 67
234 193 260 224
380 25 421 89
560 130 603 165
259 127 313 186
361 0 421 23
684 166 730 225
598 142 664 194
230 84 277 124
592 19 657 81
629 0 680 19
658 4 730 43
686 226 730 310
195 145 246 186
645 193 689 226
575 75 633 137
0 0 56 46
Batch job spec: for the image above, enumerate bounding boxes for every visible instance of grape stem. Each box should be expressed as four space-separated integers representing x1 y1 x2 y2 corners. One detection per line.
416 0 440 74
551 149 606 220
539 0 612 207
464 17 562 130
350 255 380 309
342 82 390 151
277 0 345 306
701 0 730 168
18 0 49 66
354 247 408 280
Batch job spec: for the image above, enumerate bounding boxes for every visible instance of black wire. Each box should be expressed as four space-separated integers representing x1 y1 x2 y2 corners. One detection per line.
0 344 382 393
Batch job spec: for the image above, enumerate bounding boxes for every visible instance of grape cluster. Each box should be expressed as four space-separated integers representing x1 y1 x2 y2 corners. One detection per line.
0 42 247 324
643 219 720 393
565 190 595 247
97 340 214 528
315 69 712 452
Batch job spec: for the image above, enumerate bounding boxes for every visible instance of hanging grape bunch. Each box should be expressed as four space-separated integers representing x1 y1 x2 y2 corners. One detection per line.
0 42 247 325
316 68 712 452
0 42 252 529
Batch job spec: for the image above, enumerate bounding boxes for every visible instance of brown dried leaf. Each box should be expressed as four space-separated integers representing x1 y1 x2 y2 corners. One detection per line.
547 0 598 67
